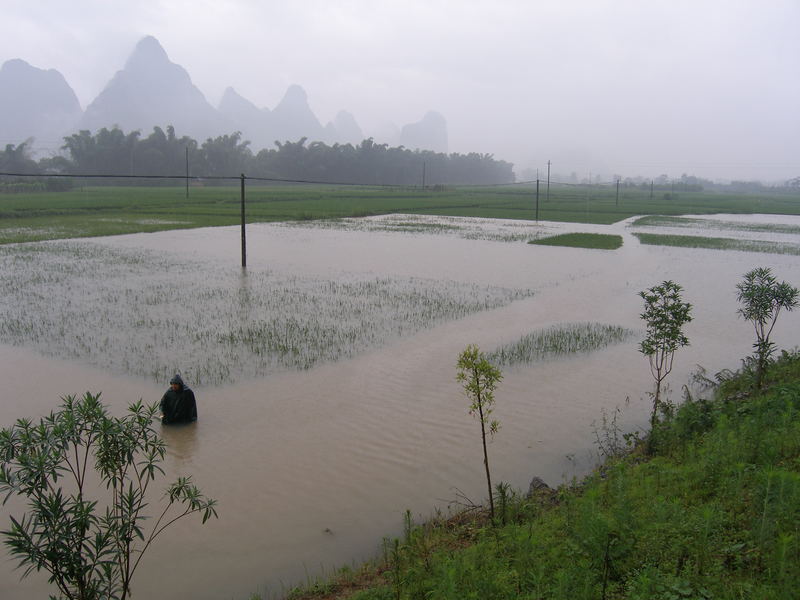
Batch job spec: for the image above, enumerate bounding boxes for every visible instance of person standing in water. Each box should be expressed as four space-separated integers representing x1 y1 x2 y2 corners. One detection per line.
160 374 197 424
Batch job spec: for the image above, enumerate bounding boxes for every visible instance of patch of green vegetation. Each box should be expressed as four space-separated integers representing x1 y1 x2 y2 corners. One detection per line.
631 215 706 227
281 351 800 600
529 232 623 250
488 323 634 366
1 183 800 243
283 214 546 243
632 215 800 234
634 232 800 255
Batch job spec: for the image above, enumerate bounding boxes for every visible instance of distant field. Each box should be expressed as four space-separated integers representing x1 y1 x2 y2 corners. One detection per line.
1 181 799 243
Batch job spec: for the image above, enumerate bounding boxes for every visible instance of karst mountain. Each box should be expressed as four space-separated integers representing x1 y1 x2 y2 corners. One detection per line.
0 35 448 155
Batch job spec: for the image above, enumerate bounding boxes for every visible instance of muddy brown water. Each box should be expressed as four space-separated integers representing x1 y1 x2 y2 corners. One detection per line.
1 214 799 599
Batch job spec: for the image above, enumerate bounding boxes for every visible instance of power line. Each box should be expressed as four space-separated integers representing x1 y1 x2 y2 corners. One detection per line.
0 170 630 190
0 171 522 189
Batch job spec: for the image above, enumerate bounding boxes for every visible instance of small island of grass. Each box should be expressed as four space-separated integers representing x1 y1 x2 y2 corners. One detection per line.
529 232 623 250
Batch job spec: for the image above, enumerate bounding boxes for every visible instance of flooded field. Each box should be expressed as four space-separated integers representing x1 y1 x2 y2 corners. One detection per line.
1 213 799 600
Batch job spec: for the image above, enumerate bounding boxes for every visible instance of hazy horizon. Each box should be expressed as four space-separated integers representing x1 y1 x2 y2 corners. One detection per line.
1 0 798 183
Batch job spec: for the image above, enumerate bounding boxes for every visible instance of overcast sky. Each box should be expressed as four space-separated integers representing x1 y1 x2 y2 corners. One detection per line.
2 0 798 182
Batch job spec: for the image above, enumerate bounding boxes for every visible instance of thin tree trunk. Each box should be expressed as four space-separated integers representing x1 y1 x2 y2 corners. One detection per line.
478 403 494 521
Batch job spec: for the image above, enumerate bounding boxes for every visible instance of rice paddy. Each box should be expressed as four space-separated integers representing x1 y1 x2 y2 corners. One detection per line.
0 240 534 386
3 209 800 600
632 232 800 255
488 322 634 367
279 213 554 243
630 215 800 235
528 232 624 250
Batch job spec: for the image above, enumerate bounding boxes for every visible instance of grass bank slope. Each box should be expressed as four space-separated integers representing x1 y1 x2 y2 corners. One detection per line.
283 351 800 600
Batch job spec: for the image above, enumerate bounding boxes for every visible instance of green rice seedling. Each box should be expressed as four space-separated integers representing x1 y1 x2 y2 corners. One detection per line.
281 213 549 243
488 323 634 367
631 215 800 235
529 233 623 250
631 215 703 228
3 183 800 244
0 241 533 385
633 232 800 255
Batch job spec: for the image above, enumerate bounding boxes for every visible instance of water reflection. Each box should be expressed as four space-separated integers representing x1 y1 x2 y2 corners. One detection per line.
161 421 199 468
237 268 253 316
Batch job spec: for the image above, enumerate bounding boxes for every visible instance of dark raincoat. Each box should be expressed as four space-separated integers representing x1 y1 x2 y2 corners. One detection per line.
160 374 198 424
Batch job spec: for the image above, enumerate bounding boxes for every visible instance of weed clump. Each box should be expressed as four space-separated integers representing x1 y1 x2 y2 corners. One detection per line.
489 322 634 367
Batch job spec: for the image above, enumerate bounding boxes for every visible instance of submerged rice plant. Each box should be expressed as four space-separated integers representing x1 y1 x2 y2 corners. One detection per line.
633 233 800 255
488 322 634 366
0 241 533 386
280 213 551 243
631 215 800 235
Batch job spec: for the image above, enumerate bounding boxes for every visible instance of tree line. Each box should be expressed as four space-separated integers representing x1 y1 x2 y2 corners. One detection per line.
0 126 515 188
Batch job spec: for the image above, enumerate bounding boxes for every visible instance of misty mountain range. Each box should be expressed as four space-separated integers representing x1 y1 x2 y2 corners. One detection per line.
0 35 448 156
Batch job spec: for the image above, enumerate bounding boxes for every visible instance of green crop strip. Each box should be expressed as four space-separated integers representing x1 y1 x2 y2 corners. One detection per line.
2 184 800 244
529 233 623 250
631 215 800 234
633 232 800 255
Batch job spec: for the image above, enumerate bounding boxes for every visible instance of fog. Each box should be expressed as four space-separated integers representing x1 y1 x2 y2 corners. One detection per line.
1 0 799 181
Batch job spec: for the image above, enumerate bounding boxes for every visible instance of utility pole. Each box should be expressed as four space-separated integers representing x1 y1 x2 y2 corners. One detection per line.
240 174 247 268
535 179 540 221
615 178 620 207
546 160 551 203
650 179 654 200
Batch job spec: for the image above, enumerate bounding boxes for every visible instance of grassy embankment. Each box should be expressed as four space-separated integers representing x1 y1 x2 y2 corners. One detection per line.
280 351 800 600
1 183 800 244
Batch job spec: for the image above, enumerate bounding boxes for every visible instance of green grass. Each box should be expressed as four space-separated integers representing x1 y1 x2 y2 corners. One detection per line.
1 183 800 244
634 232 800 255
280 350 800 600
529 233 623 250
